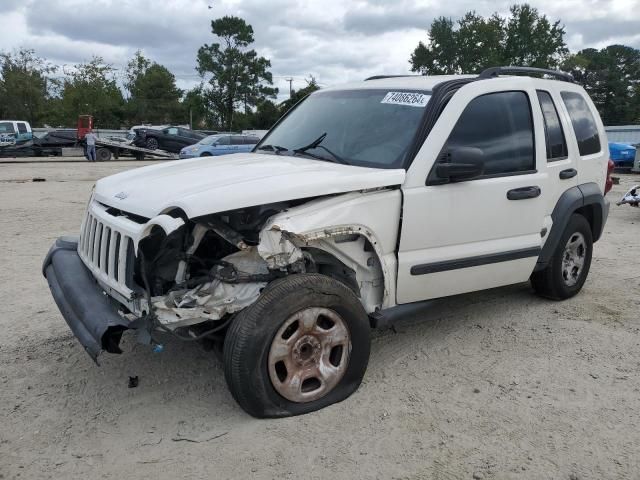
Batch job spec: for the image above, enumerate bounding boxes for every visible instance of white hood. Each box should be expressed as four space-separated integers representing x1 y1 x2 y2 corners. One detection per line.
93 153 406 218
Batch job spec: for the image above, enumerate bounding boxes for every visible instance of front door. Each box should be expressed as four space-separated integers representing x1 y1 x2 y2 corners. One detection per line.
397 89 549 303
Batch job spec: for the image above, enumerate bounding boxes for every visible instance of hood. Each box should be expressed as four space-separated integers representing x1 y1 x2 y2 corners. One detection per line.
93 153 406 219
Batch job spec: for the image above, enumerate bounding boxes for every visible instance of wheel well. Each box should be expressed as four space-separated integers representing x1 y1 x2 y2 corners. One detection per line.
303 247 360 296
574 204 603 242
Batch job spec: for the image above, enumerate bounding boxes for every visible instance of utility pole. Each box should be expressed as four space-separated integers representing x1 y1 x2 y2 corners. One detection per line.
285 77 293 98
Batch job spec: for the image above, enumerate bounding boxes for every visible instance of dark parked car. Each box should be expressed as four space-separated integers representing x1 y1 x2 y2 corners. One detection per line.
133 126 206 153
30 130 78 156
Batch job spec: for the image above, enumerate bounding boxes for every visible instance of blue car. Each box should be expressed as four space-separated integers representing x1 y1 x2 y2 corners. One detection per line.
179 134 260 159
608 142 636 167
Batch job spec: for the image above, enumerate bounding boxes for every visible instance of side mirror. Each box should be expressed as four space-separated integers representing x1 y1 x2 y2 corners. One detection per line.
435 147 485 182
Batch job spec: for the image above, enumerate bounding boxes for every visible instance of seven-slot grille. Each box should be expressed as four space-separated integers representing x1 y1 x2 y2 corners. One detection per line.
78 208 134 292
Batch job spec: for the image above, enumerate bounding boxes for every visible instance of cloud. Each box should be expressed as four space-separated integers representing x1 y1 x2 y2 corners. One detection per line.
1 0 639 101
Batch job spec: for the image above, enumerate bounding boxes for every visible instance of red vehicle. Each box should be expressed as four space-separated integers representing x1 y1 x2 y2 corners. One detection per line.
77 115 94 140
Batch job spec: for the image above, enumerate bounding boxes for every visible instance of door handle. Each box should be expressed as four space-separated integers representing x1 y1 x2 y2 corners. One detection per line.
507 186 541 200
559 168 577 179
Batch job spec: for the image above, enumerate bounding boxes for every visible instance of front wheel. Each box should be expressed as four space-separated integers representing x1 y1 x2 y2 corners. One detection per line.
223 274 371 418
531 213 593 300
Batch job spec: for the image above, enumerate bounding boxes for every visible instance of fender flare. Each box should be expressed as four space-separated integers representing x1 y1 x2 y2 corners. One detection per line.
535 182 609 271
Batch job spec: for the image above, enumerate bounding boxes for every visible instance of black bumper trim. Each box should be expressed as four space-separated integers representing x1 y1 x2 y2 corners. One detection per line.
43 236 131 362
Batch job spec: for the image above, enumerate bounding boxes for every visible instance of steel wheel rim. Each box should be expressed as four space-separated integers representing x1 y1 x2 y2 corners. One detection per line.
562 232 586 287
268 307 351 403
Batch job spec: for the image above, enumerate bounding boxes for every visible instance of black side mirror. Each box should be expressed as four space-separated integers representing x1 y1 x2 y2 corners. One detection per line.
435 147 485 182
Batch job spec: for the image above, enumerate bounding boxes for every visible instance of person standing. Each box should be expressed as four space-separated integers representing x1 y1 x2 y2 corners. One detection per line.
85 129 97 162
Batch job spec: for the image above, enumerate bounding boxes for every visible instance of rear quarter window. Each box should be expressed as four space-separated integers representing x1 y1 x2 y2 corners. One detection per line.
561 91 601 156
17 122 28 134
536 91 568 161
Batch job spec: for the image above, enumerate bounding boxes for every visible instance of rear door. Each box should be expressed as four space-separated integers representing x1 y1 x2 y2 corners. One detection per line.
243 135 259 151
230 136 245 153
535 89 577 214
558 90 607 189
397 87 549 303
16 122 32 144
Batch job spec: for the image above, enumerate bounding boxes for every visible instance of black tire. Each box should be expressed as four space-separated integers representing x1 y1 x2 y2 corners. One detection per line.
200 152 212 157
531 213 593 300
146 137 158 150
223 273 371 418
96 147 112 162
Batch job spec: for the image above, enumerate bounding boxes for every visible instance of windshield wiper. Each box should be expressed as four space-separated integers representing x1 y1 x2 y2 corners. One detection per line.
293 133 347 164
257 144 288 154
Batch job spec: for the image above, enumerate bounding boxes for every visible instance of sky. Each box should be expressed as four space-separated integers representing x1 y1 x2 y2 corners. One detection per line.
1 0 639 101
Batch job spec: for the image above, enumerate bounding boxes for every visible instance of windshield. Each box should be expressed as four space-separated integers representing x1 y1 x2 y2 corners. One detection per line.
198 135 221 146
258 89 431 169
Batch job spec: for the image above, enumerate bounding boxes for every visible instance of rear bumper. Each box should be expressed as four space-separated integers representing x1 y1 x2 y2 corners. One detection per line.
42 236 131 362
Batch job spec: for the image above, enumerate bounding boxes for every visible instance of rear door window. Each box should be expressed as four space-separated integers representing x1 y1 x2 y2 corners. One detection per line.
560 91 601 156
231 136 244 145
243 136 259 145
440 91 535 177
536 91 568 161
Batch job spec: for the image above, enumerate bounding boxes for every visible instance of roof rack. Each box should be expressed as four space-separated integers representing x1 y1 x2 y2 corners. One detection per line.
364 75 419 81
478 66 575 83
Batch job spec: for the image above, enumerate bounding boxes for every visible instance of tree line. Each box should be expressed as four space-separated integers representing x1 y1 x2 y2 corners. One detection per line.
411 4 640 126
1 7 639 130
0 16 318 131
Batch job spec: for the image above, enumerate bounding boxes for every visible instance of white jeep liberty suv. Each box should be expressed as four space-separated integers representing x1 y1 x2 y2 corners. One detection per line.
44 67 612 417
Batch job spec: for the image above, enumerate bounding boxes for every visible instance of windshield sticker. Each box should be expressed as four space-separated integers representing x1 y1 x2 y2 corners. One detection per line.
381 92 429 107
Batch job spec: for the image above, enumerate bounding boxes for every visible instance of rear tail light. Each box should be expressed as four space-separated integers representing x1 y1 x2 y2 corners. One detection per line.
604 158 614 195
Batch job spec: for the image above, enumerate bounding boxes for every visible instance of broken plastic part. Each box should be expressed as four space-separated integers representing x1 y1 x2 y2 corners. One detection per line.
258 227 304 269
617 185 640 206
151 248 269 329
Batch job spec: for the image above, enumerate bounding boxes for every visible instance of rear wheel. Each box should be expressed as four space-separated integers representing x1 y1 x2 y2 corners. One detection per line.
531 213 593 300
223 274 371 418
145 137 158 150
96 147 112 162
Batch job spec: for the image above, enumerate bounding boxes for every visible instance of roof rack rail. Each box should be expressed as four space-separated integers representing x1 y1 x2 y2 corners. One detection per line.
478 66 575 83
364 75 419 81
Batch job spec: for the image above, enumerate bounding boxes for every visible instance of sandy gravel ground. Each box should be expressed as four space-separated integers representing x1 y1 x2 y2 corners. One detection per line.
1 159 639 480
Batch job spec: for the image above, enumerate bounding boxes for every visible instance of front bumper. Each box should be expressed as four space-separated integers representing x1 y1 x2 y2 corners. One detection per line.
43 236 132 362
179 152 197 159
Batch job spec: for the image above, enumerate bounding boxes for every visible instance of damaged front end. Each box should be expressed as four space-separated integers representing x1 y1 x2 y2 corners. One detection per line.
129 201 311 346
44 189 394 361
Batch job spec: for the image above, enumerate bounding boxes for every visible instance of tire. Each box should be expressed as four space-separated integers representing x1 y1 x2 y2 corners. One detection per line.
145 137 158 150
223 273 371 418
96 148 112 162
200 152 212 157
531 213 593 300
